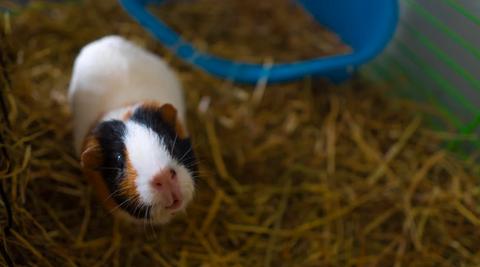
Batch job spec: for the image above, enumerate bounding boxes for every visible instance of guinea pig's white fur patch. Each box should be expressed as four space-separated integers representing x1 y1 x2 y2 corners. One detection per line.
124 121 170 204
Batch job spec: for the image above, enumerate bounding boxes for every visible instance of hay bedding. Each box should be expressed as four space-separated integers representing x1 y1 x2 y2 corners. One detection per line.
152 0 351 62
0 0 479 266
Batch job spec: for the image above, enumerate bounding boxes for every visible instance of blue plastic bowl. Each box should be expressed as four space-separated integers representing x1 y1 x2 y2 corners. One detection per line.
120 0 399 84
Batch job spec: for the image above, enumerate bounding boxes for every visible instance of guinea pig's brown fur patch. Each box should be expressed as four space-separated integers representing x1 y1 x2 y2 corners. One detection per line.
118 151 139 202
173 116 187 139
80 137 117 210
122 109 133 121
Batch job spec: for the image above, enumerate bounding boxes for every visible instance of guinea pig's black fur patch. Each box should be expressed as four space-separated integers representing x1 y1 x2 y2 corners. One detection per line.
131 106 198 177
93 119 150 219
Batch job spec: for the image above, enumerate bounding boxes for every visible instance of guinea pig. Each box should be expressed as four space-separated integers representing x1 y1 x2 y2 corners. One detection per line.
68 35 197 225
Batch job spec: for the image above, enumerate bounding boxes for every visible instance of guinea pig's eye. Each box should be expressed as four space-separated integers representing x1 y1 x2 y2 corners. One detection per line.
113 153 125 170
114 153 122 163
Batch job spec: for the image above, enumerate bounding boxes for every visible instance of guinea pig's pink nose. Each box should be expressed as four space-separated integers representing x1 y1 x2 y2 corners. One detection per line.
151 168 182 210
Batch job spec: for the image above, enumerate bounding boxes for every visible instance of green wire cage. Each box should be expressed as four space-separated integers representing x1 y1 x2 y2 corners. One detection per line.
363 0 480 156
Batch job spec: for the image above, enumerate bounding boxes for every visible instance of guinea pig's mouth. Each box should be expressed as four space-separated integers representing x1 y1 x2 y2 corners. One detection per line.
147 196 185 214
140 203 184 224
145 190 183 211
164 199 182 210
131 163 195 224
126 188 188 224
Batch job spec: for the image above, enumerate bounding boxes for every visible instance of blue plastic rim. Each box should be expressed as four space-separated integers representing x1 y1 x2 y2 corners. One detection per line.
119 0 399 84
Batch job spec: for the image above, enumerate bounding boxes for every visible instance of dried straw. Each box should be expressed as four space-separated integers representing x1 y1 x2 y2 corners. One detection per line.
153 0 351 62
0 0 479 266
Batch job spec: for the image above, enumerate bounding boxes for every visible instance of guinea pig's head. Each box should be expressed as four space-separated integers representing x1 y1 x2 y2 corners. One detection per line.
80 103 196 225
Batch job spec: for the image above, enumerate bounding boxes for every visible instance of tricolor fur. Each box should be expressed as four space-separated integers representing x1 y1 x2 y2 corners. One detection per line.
69 36 196 224
81 103 196 224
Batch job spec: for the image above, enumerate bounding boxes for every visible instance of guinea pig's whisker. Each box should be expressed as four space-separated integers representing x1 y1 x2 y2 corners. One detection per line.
190 169 207 175
104 193 118 204
97 167 123 171
183 161 200 169
192 173 207 180
170 133 178 155
143 206 148 233
149 206 158 236
132 201 147 220
190 157 205 164
103 188 125 203
185 166 205 175
189 171 206 178
177 145 193 163
109 199 130 213
109 196 137 214
143 206 156 238
129 201 139 217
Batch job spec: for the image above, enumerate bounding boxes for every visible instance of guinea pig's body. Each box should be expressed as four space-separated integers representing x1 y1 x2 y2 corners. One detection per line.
69 36 196 224
69 36 186 153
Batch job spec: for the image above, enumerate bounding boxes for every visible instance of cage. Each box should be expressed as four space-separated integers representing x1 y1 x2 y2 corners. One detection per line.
0 0 479 266
363 0 480 155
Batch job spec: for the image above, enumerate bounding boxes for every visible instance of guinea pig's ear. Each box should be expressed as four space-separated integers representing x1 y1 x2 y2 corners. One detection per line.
159 103 188 138
159 103 178 127
80 137 103 170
